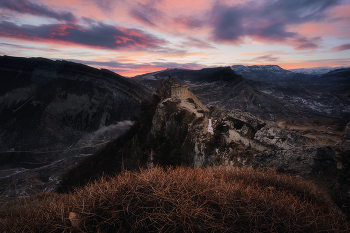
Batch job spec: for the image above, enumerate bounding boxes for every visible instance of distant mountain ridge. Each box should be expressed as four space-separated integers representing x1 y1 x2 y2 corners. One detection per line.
313 67 350 84
133 65 350 123
232 65 286 73
231 65 314 82
132 66 244 89
132 67 290 120
290 66 350 75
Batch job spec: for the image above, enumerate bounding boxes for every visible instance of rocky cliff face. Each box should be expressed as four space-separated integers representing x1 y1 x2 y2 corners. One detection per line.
252 146 337 176
146 90 347 217
143 80 341 188
147 79 311 169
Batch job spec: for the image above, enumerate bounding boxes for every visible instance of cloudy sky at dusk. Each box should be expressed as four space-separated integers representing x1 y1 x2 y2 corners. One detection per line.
1 0 349 76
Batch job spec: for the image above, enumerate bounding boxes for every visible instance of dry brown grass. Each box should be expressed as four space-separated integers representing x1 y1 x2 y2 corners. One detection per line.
1 165 349 232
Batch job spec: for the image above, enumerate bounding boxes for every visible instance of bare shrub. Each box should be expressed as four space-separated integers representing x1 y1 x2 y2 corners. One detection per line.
1 166 349 232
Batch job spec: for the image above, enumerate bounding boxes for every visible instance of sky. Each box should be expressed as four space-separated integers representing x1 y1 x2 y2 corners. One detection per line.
0 0 349 77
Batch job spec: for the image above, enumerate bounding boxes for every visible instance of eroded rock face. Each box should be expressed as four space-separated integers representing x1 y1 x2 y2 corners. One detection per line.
254 122 306 150
150 98 309 168
210 106 307 152
252 145 337 176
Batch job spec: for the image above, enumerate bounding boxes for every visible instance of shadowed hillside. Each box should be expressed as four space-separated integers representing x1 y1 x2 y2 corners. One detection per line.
0 56 152 201
0 56 151 152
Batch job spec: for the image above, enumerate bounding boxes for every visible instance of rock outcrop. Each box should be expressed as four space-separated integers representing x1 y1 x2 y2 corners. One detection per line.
211 107 306 151
251 145 337 176
148 81 309 168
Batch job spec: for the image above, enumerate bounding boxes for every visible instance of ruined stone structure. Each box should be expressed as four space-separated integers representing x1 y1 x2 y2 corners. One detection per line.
171 84 190 99
170 84 208 111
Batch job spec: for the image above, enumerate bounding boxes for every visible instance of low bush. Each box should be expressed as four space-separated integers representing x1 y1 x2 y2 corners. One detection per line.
1 166 348 232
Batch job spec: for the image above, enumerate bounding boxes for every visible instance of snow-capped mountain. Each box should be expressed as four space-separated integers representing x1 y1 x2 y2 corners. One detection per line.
231 65 313 82
232 65 286 73
290 66 349 75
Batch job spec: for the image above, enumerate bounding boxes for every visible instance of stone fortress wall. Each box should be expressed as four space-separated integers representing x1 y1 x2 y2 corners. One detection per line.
171 84 208 111
171 85 190 99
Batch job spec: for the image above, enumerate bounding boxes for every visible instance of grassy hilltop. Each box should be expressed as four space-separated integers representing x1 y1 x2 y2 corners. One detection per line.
1 165 349 232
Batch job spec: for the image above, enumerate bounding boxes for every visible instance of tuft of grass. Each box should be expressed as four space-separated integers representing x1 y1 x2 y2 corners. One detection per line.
1 166 348 232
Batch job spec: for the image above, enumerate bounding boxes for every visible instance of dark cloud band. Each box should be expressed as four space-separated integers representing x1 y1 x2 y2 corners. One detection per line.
210 0 342 50
0 21 167 50
0 0 77 23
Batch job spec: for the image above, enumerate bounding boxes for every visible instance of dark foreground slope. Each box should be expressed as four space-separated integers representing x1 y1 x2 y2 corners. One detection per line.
1 166 349 232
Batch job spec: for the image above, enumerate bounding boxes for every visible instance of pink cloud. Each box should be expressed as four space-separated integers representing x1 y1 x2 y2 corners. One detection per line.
0 21 168 51
330 44 350 52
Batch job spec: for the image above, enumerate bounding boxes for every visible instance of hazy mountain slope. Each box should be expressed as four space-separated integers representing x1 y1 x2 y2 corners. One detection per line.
231 65 314 83
132 67 245 90
290 66 349 75
0 56 152 200
0 56 151 152
133 66 350 124
312 67 350 84
248 81 350 122
133 67 284 116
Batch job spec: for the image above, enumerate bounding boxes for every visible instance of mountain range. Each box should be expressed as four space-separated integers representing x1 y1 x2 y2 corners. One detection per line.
231 65 314 82
290 66 350 75
0 56 349 215
133 65 350 126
